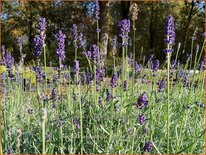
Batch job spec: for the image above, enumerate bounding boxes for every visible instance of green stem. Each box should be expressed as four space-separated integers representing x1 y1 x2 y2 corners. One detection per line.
167 53 171 154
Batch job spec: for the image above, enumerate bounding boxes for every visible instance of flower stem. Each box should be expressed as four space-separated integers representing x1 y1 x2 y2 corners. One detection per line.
167 53 171 154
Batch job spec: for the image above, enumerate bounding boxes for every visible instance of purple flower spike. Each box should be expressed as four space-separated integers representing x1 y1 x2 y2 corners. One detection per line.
144 141 153 152
71 24 78 45
33 36 44 58
158 77 166 92
94 0 100 21
37 17 47 34
163 15 175 53
73 60 80 74
55 30 66 62
110 72 118 88
139 114 146 125
134 92 148 109
118 19 130 46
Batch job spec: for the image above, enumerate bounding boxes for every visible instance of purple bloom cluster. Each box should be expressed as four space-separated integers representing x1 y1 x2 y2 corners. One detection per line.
33 17 47 58
163 15 175 53
110 72 118 88
55 30 66 62
96 68 105 84
71 24 78 43
73 60 80 74
33 36 44 58
134 92 148 109
158 77 166 92
35 66 43 83
118 19 130 46
198 60 205 71
86 71 93 84
134 62 142 77
144 141 153 152
5 52 14 78
51 88 58 101
139 113 146 125
94 0 100 21
36 17 47 34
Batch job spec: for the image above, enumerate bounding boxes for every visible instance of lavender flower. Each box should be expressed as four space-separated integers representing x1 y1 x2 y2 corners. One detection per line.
139 114 146 125
110 72 118 88
163 15 175 53
73 60 80 74
134 62 142 77
106 89 112 101
51 88 58 101
144 141 153 152
33 36 44 58
158 77 166 92
118 19 130 46
36 17 47 34
35 66 43 83
94 0 100 21
134 92 148 109
115 104 119 112
71 24 78 43
96 68 105 84
5 52 14 78
177 68 183 79
91 44 98 63
55 30 66 62
86 71 93 84
152 59 159 71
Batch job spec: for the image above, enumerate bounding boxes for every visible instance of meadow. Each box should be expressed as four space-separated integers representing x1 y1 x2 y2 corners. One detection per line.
1 1 205 154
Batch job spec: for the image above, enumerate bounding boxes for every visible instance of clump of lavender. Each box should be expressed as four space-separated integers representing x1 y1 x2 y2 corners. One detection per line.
143 141 153 152
163 15 175 53
158 77 166 92
55 30 66 64
118 19 130 46
134 92 148 109
110 72 118 88
139 114 146 125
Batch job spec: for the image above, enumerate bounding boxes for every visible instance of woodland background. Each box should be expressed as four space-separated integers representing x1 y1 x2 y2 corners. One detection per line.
1 0 205 67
